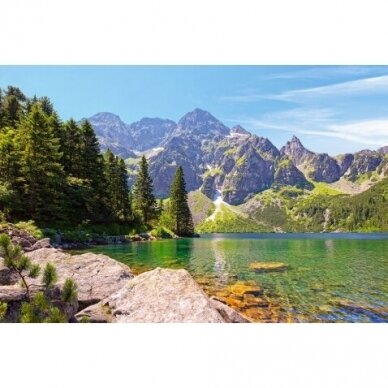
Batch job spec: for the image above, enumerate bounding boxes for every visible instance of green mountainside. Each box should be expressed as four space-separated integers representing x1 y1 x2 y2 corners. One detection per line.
189 177 388 233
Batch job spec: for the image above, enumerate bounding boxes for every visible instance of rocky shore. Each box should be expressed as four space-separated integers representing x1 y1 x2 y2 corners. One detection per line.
0 227 247 323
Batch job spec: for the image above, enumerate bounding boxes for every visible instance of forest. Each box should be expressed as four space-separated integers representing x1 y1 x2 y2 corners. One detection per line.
0 86 194 238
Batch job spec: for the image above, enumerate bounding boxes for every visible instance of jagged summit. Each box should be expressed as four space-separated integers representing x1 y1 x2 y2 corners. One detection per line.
169 108 230 139
86 109 388 202
89 112 123 122
280 135 313 166
230 125 251 136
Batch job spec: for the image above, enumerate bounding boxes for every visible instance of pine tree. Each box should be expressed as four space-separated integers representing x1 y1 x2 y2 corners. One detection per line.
118 158 131 220
61 119 82 176
103 150 130 221
2 86 26 127
132 156 157 225
79 120 109 221
16 103 64 222
169 166 194 236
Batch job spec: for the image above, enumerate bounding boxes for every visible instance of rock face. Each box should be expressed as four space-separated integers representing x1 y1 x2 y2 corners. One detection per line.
344 150 383 181
75 268 244 323
273 159 313 189
223 146 275 204
86 112 137 159
149 136 204 197
280 135 315 166
128 118 177 151
89 109 387 207
25 248 134 308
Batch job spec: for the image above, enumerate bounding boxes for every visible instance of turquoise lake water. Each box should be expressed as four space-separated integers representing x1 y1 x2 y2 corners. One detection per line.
75 233 388 323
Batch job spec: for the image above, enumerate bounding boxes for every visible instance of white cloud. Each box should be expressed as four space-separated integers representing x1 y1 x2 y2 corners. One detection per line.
260 66 375 80
232 109 388 148
221 74 388 103
274 75 388 102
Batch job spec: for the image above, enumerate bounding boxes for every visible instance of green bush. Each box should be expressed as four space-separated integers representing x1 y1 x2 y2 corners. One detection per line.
14 220 44 239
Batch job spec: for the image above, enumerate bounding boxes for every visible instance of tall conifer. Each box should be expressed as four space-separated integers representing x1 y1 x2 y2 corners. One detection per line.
169 166 194 236
132 156 157 224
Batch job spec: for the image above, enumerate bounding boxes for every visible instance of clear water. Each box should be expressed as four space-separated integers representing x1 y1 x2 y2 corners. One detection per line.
73 233 388 323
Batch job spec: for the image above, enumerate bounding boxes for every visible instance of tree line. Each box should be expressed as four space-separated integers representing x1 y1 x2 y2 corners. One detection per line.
0 85 194 236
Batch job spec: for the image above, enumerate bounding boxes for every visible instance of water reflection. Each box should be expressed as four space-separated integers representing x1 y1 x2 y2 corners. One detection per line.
211 238 229 286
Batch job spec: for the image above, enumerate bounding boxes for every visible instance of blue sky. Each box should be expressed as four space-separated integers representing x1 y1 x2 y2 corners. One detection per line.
1 65 388 154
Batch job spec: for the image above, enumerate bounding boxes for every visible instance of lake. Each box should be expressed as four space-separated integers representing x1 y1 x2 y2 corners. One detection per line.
74 233 388 323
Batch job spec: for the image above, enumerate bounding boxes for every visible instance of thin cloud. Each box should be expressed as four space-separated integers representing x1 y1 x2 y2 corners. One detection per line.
220 73 388 103
261 66 376 80
273 75 388 102
229 109 388 148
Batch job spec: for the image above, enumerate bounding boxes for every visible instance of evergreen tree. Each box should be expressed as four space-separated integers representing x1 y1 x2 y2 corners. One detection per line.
117 158 131 220
169 166 194 236
103 150 130 221
16 103 64 222
61 119 82 176
132 156 157 224
2 86 26 127
79 120 109 221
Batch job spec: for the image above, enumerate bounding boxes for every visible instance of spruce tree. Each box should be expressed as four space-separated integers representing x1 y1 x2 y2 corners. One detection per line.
169 166 194 236
2 86 26 127
16 103 64 222
118 158 131 220
79 120 109 221
132 156 157 225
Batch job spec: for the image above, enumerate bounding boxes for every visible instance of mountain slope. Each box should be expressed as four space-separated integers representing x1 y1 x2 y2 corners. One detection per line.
87 109 387 217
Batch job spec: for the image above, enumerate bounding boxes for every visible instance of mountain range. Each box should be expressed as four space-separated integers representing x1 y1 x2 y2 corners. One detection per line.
87 109 388 232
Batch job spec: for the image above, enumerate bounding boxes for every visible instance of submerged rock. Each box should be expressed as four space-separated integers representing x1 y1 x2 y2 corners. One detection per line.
75 267 246 323
249 262 288 272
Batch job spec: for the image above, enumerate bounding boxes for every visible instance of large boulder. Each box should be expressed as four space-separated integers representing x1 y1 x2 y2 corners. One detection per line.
75 267 245 323
25 248 134 308
25 238 52 252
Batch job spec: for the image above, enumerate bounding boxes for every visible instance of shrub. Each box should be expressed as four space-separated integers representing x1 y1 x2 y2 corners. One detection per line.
14 220 44 239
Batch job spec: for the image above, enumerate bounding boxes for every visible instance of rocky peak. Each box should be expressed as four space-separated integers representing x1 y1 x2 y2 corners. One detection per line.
128 117 177 151
88 112 126 127
378 145 388 154
280 135 314 166
230 125 251 136
171 108 230 139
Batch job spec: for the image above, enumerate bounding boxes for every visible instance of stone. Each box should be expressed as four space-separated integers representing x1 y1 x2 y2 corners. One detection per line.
0 224 37 250
0 263 19 285
0 284 78 322
25 238 52 252
25 248 133 308
227 281 263 297
249 262 288 272
76 267 228 323
210 297 250 323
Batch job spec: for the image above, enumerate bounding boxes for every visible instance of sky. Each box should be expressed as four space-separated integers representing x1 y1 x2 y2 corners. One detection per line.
1 65 388 154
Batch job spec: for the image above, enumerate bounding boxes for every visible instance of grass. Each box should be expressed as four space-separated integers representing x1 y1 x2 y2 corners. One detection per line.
196 203 269 233
188 190 215 226
308 180 343 196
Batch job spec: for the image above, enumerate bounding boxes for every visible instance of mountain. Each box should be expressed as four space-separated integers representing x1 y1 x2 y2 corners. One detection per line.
87 112 136 158
128 117 176 151
86 112 176 157
87 109 388 212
